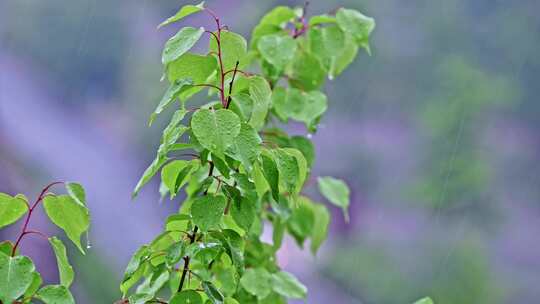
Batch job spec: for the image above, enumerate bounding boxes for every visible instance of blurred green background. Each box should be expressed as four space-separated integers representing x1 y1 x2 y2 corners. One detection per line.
1 0 539 303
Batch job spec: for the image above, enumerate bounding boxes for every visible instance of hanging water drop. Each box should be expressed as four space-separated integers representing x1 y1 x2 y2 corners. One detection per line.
306 133 313 139
86 230 92 249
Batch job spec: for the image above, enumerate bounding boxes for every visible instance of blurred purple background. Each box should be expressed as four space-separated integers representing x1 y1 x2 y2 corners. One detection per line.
1 0 540 303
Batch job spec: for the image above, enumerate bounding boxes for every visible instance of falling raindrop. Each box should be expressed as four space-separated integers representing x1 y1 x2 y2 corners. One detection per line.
306 133 313 139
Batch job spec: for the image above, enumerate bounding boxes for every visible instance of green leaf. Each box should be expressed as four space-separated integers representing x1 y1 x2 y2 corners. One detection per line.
191 195 227 231
260 153 280 201
413 297 435 304
309 14 337 26
202 281 224 304
0 252 36 304
231 197 256 232
287 50 326 91
317 176 351 221
0 193 28 229
209 31 248 71
167 53 218 99
226 123 262 171
336 8 375 53
191 109 241 157
286 198 315 246
163 27 205 66
309 202 330 254
271 271 307 299
161 160 193 197
250 6 296 49
35 285 75 304
308 25 348 79
272 149 300 195
65 182 86 206
333 33 360 76
133 155 168 198
0 241 15 256
43 195 90 254
257 34 297 70
170 290 203 304
158 2 205 28
229 93 253 122
248 76 272 130
240 268 272 299
24 271 42 298
136 267 170 297
166 242 185 267
282 148 308 192
121 245 150 295
288 136 315 168
129 293 153 304
48 237 74 287
150 78 193 125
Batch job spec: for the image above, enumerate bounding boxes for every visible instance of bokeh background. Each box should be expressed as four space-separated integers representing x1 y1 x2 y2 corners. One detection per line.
1 0 539 303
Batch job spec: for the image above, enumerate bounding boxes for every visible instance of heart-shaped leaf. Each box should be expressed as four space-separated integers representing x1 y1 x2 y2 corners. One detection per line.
43 195 90 254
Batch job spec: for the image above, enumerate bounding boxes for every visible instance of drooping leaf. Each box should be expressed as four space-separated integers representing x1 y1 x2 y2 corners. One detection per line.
336 8 375 53
248 76 272 130
150 78 193 125
309 202 330 254
286 198 315 246
226 123 262 171
240 267 272 299
43 195 90 254
65 182 86 206
158 2 205 28
0 193 28 229
333 33 360 76
170 290 203 304
191 195 227 231
317 176 351 221
165 242 185 267
209 31 248 70
48 237 74 287
35 285 75 304
271 271 307 299
0 252 36 304
257 34 297 70
163 27 205 66
308 25 348 79
191 109 241 157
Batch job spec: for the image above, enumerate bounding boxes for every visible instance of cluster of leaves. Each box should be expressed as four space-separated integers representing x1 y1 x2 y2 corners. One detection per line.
120 1 374 304
0 182 90 304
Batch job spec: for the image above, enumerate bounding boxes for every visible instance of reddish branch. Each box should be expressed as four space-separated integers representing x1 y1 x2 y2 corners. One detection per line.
292 1 310 38
11 181 63 256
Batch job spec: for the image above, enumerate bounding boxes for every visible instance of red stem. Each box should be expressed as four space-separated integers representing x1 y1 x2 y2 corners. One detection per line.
11 181 63 256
